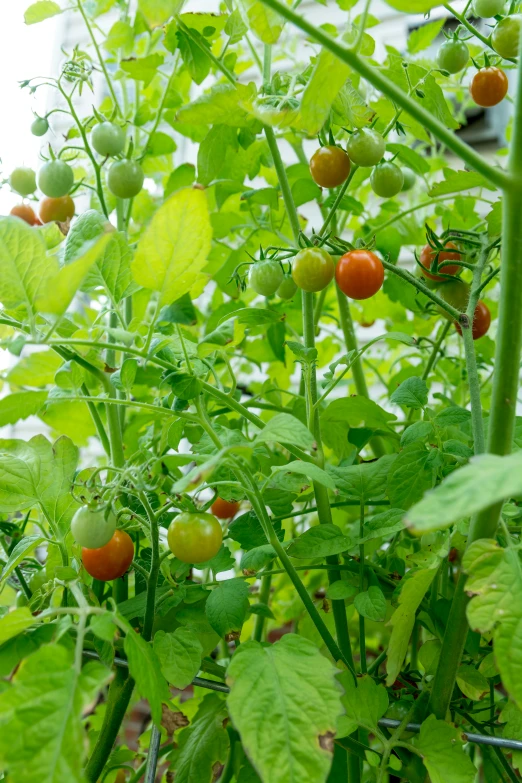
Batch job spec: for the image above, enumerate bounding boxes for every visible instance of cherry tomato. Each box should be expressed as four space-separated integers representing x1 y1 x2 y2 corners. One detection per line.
9 167 37 197
82 529 134 581
492 16 521 60
277 273 298 300
470 67 508 107
29 569 47 593
346 128 385 167
437 279 470 318
71 505 117 548
336 249 384 300
360 320 375 328
10 204 39 226
401 168 416 192
31 117 49 137
16 591 29 607
437 39 469 74
309 145 350 188
39 195 75 223
473 0 505 16
455 300 491 340
249 259 284 296
370 161 404 198
167 512 222 564
211 497 240 520
292 247 335 293
107 159 144 199
38 160 74 198
92 121 127 157
420 242 461 282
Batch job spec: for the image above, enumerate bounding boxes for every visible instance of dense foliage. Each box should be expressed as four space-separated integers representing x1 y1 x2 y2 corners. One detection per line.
1 0 522 781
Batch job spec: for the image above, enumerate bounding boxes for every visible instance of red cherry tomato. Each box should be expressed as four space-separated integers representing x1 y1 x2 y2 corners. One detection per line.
309 146 351 189
82 529 134 581
39 196 75 223
455 300 491 340
470 67 508 108
211 497 240 520
10 204 39 226
420 242 461 282
335 249 384 300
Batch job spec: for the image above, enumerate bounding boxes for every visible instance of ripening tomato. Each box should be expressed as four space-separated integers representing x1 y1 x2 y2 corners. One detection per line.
336 249 384 300
107 160 144 199
470 67 508 107
9 167 37 197
249 259 284 296
277 274 298 300
491 16 521 60
82 529 134 581
39 195 75 223
167 512 222 564
211 497 240 520
437 279 470 318
10 204 39 225
473 0 505 16
71 505 117 549
360 320 375 328
92 121 127 157
455 300 491 340
370 162 404 199
346 128 385 167
38 160 74 198
420 243 461 282
292 247 335 293
437 39 469 74
309 146 351 188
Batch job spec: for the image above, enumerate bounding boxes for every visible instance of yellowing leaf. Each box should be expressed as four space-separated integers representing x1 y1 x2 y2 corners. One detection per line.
131 188 212 305
236 0 284 43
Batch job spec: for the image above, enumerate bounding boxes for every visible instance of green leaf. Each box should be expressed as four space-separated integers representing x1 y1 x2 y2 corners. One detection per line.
385 143 430 175
0 217 55 312
205 578 250 638
0 645 111 783
0 391 47 427
288 524 351 559
297 48 350 135
291 178 322 206
240 544 277 573
386 568 438 685
412 715 476 783
177 29 211 85
382 0 441 10
227 635 343 783
138 0 184 26
326 580 357 600
327 455 396 501
332 80 374 129
359 508 405 544
82 231 137 303
123 625 171 725
121 54 165 86
24 1 62 24
0 536 45 587
254 413 315 451
405 451 522 533
387 443 434 510
198 125 238 185
236 0 284 43
221 307 281 327
390 376 428 409
463 539 522 709
174 693 229 783
271 460 336 490
131 188 212 306
354 586 387 622
407 19 444 53
339 672 388 731
7 351 62 388
228 511 283 550
456 664 489 701
428 169 495 197
401 420 434 448
321 396 396 459
153 627 203 689
0 609 37 645
176 83 256 127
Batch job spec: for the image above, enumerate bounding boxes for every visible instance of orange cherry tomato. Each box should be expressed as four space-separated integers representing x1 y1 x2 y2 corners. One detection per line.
10 204 39 226
455 300 491 340
470 67 508 108
39 195 75 224
82 529 134 581
360 320 375 328
335 249 384 300
309 146 351 189
420 242 461 282
211 497 240 520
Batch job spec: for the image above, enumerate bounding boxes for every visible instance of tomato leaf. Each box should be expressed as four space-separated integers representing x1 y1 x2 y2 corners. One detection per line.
173 693 230 783
24 1 62 25
153 627 203 689
288 524 351 559
412 716 476 783
205 578 250 638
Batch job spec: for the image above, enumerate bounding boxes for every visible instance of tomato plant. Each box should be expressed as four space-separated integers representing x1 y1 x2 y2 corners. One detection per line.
0 2 521 783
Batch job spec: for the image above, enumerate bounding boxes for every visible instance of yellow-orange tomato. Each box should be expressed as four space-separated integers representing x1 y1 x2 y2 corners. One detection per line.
336 249 384 300
211 497 240 520
470 67 508 108
10 204 39 225
39 195 75 223
309 146 351 189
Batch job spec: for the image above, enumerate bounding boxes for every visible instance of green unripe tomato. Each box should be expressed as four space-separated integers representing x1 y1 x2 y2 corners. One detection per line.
437 39 469 74
16 591 29 607
473 0 505 15
29 569 47 594
71 505 117 549
9 167 37 197
370 161 404 198
401 168 416 191
277 273 298 300
492 16 521 60
249 259 284 296
38 160 74 198
107 159 144 199
346 128 385 167
291 247 335 293
91 121 127 157
31 116 49 137
167 512 222 564
437 279 470 319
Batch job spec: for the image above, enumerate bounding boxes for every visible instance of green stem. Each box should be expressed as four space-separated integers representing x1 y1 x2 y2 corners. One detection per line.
253 567 272 642
421 320 452 381
81 384 111 458
144 725 162 783
358 500 366 674
141 493 161 643
257 0 510 190
77 0 122 114
381 259 461 321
